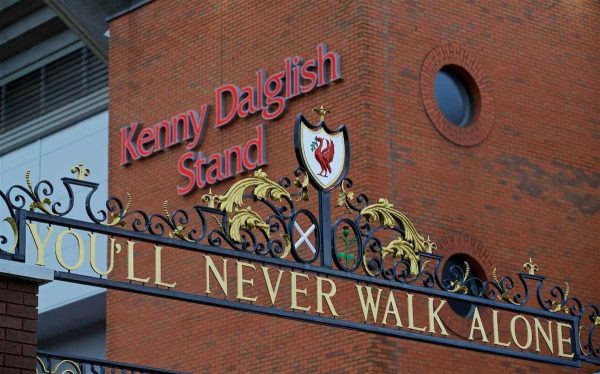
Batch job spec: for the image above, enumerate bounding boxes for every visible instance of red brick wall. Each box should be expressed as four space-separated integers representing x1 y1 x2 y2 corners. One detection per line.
107 1 600 372
0 276 38 373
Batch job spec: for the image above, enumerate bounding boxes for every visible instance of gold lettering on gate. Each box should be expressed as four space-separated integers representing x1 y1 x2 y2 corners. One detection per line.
89 235 121 276
510 315 533 349
534 318 554 354
556 322 574 358
260 266 283 306
55 229 85 271
21 221 582 361
427 298 448 336
407 294 427 332
290 271 310 312
469 307 489 342
492 310 510 347
356 285 382 322
127 240 150 283
154 245 176 288
27 223 55 266
236 261 257 302
382 291 402 327
316 276 338 316
205 255 228 295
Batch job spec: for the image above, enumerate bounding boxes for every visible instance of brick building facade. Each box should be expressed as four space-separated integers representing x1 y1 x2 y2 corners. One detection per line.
106 1 599 372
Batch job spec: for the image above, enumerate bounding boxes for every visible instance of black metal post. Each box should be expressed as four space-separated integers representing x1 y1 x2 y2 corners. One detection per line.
318 190 332 267
15 208 26 262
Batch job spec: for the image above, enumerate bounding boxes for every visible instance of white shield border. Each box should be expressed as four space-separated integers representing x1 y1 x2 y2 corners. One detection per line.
294 114 350 191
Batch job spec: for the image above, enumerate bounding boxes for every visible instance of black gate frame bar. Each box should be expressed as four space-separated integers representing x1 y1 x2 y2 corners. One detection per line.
17 209 582 368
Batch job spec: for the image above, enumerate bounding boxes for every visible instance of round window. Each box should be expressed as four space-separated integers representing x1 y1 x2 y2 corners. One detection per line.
441 254 484 318
434 66 474 127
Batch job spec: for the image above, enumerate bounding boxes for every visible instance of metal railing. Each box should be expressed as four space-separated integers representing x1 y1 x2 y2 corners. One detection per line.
36 351 186 374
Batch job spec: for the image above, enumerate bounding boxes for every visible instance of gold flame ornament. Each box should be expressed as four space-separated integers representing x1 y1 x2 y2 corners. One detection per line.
492 266 519 305
163 200 193 242
106 192 132 227
448 261 471 294
25 170 53 215
550 282 571 314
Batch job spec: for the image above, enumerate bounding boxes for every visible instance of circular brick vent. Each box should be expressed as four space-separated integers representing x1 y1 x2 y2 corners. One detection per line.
420 45 495 146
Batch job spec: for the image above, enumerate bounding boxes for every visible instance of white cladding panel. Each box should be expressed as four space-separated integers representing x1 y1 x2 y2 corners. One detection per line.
0 111 108 313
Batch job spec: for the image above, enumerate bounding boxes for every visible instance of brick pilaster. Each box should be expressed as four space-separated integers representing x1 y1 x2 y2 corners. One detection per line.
0 275 38 373
0 260 53 374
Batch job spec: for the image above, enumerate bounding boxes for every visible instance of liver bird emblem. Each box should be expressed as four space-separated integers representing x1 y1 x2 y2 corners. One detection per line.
311 136 335 177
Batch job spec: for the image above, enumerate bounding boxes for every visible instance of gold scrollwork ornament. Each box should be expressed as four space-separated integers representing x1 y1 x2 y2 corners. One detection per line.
215 170 291 254
360 198 436 277
228 207 271 243
217 169 290 213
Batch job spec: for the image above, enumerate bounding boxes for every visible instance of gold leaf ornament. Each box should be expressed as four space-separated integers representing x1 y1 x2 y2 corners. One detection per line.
293 171 310 202
360 198 435 277
228 207 271 242
360 198 436 254
217 169 290 213
335 182 355 213
381 236 420 275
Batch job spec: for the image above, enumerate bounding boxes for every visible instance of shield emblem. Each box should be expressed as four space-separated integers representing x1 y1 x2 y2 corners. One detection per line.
294 114 350 191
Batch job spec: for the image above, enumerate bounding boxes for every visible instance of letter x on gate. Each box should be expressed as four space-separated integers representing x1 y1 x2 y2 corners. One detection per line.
294 221 316 254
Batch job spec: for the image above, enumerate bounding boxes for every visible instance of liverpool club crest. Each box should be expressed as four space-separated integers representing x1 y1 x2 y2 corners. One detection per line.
294 106 349 191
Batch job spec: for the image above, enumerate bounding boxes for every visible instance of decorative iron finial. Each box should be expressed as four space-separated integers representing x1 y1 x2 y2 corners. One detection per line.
523 258 539 275
71 162 90 180
201 188 219 208
312 105 330 121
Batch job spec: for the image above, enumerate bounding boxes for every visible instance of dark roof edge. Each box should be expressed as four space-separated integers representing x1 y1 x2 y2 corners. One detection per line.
105 0 154 23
